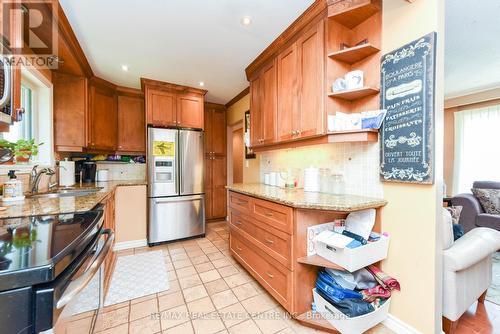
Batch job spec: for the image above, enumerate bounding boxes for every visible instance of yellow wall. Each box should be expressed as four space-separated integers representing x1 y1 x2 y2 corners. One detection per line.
382 1 444 333
115 185 147 243
226 93 260 183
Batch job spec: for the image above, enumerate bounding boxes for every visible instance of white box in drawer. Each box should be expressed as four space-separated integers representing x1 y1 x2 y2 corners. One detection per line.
316 236 390 272
312 288 390 334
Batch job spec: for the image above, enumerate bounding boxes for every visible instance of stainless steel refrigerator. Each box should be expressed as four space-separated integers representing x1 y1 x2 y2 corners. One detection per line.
148 127 205 244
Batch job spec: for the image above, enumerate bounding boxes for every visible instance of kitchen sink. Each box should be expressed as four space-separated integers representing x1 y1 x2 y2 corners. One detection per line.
26 187 103 199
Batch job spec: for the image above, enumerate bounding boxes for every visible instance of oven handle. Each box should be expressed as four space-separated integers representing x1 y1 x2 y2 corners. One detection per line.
56 228 114 309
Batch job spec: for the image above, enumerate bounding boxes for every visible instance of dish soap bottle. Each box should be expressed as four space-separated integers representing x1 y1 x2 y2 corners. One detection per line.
3 170 23 200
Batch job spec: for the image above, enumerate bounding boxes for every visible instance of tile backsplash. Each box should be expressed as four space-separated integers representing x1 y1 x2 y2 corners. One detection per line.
259 142 383 198
96 163 146 181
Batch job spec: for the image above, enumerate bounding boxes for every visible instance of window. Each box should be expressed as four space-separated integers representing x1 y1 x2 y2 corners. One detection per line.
453 105 500 194
3 85 34 142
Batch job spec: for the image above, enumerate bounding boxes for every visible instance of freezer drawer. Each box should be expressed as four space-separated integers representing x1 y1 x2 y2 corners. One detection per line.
148 195 205 244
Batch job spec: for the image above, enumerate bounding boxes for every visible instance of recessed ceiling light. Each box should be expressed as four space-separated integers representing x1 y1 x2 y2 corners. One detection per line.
121 65 129 72
241 16 252 26
199 81 205 87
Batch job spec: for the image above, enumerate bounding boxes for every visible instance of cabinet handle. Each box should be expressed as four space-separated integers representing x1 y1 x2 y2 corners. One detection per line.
235 199 247 205
234 221 242 225
236 245 243 251
266 272 274 279
264 238 274 245
264 211 274 217
292 130 296 136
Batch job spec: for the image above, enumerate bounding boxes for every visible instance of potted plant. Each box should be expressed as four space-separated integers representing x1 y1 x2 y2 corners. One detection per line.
13 139 43 164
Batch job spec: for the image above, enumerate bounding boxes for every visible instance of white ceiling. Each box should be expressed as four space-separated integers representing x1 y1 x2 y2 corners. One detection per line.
59 0 314 104
445 0 500 98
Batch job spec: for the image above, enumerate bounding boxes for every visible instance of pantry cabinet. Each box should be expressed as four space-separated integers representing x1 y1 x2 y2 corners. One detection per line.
142 78 206 129
250 19 324 148
117 89 146 153
88 79 118 151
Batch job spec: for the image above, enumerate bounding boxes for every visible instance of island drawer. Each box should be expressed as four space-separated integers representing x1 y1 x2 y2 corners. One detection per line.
252 197 293 234
229 209 292 269
228 191 252 214
230 229 292 311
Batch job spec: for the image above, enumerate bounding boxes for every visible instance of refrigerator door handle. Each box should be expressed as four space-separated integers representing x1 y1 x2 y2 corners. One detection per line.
178 130 184 195
153 196 201 204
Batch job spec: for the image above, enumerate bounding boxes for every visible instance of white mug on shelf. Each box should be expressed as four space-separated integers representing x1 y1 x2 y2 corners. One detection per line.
345 70 364 90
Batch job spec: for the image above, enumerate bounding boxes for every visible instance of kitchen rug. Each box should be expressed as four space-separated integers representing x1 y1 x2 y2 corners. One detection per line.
104 250 170 306
486 252 500 305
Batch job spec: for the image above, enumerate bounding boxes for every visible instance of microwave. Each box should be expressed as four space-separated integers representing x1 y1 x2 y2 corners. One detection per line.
0 56 11 114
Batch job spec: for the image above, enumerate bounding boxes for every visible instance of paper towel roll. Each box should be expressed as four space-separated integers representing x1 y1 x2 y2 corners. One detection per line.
59 160 75 187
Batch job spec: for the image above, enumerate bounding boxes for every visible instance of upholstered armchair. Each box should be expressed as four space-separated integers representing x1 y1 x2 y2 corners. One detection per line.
451 181 500 233
442 209 500 333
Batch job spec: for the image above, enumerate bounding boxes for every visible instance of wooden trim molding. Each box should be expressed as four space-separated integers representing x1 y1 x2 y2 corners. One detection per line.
225 87 250 108
140 77 208 96
245 0 327 80
116 86 144 98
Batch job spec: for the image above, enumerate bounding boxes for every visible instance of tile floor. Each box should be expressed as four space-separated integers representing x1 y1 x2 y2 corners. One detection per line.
66 221 393 334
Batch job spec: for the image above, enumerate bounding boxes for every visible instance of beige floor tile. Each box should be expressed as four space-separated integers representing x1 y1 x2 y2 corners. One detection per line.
249 281 266 294
276 328 296 334
207 252 225 261
162 320 194 334
160 304 190 330
101 301 129 314
203 246 220 254
171 252 189 261
192 316 226 334
179 274 203 289
187 250 205 258
191 254 210 264
158 291 185 311
129 315 161 334
211 289 239 310
228 319 262 334
94 306 130 332
173 259 192 269
224 273 252 288
217 265 239 278
165 262 174 271
70 310 96 321
187 296 216 314
212 258 232 269
167 270 177 281
66 315 94 334
168 245 185 253
130 298 158 322
200 269 222 283
95 322 129 334
232 283 260 301
241 294 277 316
184 245 202 252
131 293 157 305
176 266 197 278
116 249 134 257
252 309 288 334
219 302 250 328
183 284 209 302
194 261 215 273
205 278 230 296
158 280 180 296
164 255 172 263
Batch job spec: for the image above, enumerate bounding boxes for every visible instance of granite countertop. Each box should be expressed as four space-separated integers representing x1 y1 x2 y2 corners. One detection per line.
226 183 387 212
0 180 147 220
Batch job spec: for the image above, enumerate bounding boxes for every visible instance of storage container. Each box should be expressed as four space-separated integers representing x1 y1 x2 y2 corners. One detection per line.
312 288 390 334
315 235 390 272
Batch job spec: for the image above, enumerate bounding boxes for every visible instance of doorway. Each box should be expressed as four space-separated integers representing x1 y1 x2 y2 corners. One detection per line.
232 127 244 183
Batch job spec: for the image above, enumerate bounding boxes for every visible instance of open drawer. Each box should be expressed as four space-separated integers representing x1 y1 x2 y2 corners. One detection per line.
316 236 390 272
312 288 390 334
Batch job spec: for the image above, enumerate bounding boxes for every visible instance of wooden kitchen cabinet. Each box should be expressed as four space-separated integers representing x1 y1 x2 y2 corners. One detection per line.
88 79 118 151
249 76 262 147
142 78 206 129
277 43 299 142
117 89 145 153
204 102 227 221
102 191 116 299
53 72 88 152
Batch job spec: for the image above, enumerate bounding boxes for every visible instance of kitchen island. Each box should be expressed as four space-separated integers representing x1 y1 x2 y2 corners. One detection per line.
226 183 387 332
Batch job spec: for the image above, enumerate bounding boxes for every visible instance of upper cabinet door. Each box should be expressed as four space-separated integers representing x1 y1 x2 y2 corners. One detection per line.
89 85 118 150
297 20 325 138
177 94 204 129
259 60 277 145
250 76 263 147
147 89 177 127
117 95 145 152
211 107 226 155
277 43 299 142
53 73 87 152
204 107 213 155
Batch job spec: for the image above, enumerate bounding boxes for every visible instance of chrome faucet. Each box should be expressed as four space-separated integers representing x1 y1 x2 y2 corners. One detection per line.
29 165 56 194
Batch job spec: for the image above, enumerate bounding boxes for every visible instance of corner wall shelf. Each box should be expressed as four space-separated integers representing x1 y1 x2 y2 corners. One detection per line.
328 0 381 29
328 43 380 64
297 255 345 270
328 86 380 101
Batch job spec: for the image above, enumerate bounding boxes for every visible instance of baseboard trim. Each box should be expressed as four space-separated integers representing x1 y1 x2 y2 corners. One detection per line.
113 239 148 251
383 314 423 334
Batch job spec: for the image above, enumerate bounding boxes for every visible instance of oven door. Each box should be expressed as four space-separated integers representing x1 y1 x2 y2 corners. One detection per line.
36 228 114 334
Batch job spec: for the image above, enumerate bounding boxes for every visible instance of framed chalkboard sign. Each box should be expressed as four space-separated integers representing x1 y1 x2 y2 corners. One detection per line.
380 32 436 184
